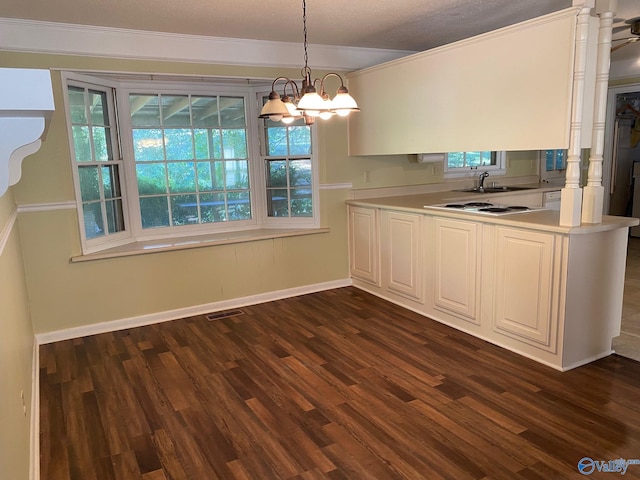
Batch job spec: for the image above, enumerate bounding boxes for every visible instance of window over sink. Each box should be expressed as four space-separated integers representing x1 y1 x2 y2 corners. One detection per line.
444 151 506 178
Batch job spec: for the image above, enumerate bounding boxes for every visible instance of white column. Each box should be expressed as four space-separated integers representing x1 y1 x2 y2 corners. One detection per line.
582 0 616 224
560 5 593 226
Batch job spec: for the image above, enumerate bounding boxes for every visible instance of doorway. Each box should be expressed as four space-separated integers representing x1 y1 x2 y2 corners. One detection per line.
605 83 640 361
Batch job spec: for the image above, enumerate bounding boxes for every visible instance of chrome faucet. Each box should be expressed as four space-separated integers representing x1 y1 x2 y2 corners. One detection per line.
478 171 490 190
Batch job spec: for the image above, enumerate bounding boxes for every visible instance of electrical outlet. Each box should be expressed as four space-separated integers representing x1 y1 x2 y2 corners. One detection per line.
432 164 443 175
20 390 26 418
364 171 371 183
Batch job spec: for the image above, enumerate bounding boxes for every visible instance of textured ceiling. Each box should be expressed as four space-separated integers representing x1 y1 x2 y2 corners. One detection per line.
0 0 639 60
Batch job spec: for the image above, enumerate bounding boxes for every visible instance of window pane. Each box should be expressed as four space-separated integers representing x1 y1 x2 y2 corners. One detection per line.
267 160 287 188
72 126 92 162
140 196 170 228
105 199 125 233
219 97 245 127
130 95 160 127
267 189 289 217
222 129 247 159
200 193 226 222
225 161 249 189
162 95 191 127
192 97 219 127
545 150 555 171
227 192 251 220
291 188 313 217
467 151 482 167
82 202 104 239
289 126 311 155
290 159 312 186
78 166 100 202
448 152 464 168
167 161 196 193
197 161 225 191
89 90 109 126
133 129 165 161
194 129 217 159
164 129 194 160
92 126 112 161
102 165 120 199
266 127 288 156
171 194 198 225
136 163 167 195
68 86 87 124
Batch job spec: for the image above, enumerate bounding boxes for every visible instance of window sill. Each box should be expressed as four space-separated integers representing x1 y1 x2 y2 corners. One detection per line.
71 227 330 263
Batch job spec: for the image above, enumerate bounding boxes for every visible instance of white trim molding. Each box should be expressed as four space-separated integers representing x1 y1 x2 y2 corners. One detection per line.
17 201 77 214
0 18 413 72
0 206 18 257
36 278 352 344
29 338 40 480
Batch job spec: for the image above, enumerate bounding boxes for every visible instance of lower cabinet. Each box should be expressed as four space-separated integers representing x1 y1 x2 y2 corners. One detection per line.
432 217 480 324
490 227 559 352
347 203 631 370
380 210 423 302
348 205 380 286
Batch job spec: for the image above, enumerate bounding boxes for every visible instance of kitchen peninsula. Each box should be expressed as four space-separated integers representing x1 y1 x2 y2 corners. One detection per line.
346 189 638 371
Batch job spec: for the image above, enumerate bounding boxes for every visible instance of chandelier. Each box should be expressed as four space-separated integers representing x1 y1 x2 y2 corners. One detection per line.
258 0 360 126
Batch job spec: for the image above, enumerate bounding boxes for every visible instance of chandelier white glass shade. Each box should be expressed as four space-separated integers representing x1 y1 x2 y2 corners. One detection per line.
258 0 359 126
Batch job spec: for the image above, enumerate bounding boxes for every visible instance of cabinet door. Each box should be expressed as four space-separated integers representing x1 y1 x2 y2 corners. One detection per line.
492 227 558 351
381 211 423 301
348 206 380 285
433 217 479 323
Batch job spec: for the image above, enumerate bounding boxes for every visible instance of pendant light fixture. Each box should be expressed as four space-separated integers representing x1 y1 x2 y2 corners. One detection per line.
258 0 359 126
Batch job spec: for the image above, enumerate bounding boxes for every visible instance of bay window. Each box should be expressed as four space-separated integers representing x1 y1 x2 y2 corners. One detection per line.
62 73 319 255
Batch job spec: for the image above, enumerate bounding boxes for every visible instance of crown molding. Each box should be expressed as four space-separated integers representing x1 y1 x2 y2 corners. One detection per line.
0 17 413 71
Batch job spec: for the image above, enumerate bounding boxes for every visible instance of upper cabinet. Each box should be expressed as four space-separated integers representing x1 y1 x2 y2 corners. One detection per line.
347 8 597 156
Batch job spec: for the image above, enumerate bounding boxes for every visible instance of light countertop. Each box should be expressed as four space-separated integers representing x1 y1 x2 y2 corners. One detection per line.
346 186 639 235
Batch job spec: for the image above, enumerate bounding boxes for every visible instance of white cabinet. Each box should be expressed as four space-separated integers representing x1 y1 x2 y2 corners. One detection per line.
348 206 380 286
432 217 480 324
346 201 633 371
490 227 559 352
380 211 423 302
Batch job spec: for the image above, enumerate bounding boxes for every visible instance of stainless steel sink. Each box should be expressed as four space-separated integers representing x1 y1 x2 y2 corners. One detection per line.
454 186 534 194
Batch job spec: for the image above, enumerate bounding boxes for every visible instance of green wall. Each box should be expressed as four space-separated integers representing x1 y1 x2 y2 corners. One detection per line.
0 190 34 480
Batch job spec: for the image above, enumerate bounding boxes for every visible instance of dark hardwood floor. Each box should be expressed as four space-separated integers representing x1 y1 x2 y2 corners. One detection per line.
40 287 640 479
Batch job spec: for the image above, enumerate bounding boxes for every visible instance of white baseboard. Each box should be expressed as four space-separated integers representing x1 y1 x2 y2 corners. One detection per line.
36 278 352 345
30 337 40 480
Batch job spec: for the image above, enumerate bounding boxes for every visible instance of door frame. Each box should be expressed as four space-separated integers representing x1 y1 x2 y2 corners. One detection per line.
604 82 640 214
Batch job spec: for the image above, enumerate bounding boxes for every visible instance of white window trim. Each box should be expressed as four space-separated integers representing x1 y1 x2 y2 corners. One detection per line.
256 88 320 229
62 72 321 255
61 71 133 254
443 151 507 179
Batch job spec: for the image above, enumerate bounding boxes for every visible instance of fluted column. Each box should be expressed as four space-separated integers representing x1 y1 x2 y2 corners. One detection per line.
582 0 616 224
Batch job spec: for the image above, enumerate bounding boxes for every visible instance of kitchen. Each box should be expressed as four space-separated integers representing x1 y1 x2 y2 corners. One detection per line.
2 0 640 478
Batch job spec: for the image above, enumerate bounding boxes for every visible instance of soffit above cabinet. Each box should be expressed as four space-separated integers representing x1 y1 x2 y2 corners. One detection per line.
347 8 597 156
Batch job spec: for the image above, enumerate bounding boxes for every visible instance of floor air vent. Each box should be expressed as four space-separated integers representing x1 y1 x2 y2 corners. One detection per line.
206 309 245 321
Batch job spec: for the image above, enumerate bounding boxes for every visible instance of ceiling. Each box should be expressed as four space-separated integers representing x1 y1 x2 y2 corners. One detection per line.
0 0 639 61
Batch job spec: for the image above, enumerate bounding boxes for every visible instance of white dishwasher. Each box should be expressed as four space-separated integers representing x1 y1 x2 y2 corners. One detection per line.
543 190 561 211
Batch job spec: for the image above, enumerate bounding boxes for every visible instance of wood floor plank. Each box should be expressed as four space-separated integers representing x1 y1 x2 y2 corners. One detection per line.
40 287 640 479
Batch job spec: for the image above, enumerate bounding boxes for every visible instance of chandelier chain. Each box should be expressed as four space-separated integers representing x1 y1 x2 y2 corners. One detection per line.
302 0 309 72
